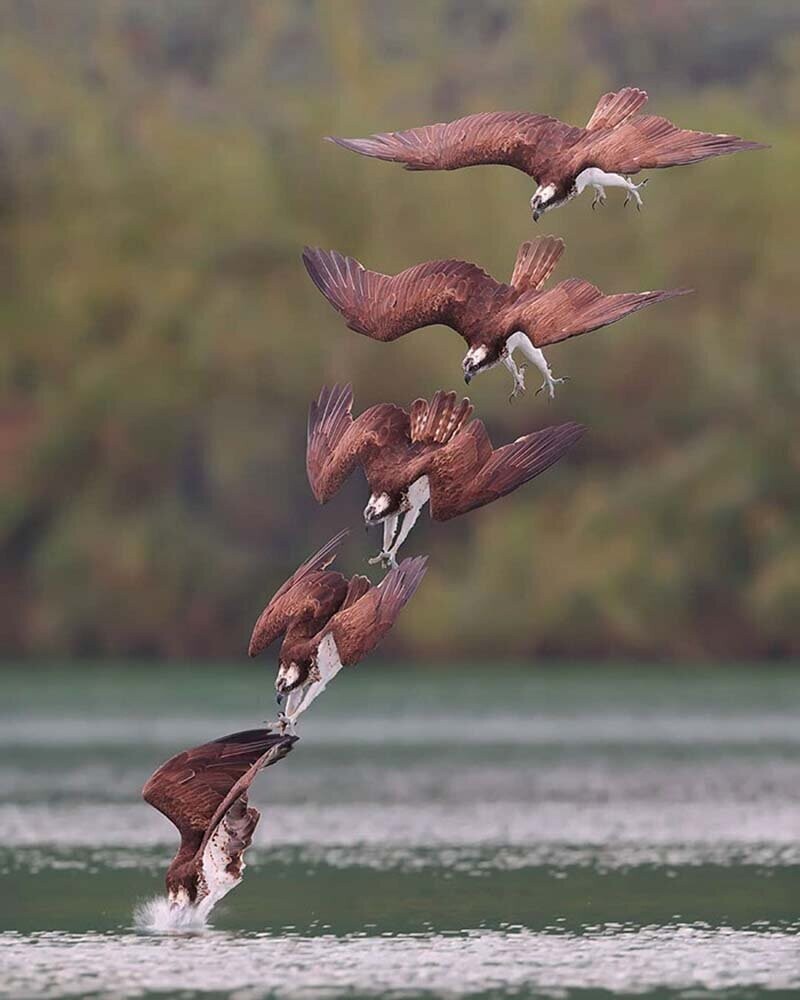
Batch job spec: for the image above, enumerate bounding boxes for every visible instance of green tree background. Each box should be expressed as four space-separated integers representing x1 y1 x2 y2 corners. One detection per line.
0 0 797 661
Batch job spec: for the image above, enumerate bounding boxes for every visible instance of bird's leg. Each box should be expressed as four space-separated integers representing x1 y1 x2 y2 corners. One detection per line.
623 176 648 210
576 167 647 211
384 478 430 567
503 353 526 402
506 331 569 400
368 513 399 566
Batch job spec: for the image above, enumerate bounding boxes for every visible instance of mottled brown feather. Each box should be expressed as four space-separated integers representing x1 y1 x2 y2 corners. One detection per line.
508 281 693 348
427 421 586 521
248 529 349 656
142 729 297 874
303 247 495 343
326 556 428 666
306 384 409 503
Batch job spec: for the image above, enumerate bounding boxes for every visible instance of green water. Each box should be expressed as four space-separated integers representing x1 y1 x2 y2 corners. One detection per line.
1 662 799 998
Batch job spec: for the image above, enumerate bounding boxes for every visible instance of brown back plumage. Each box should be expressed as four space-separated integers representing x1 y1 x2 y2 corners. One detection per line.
409 391 473 445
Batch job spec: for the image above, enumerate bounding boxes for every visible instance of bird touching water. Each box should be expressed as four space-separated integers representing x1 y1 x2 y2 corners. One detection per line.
142 728 297 922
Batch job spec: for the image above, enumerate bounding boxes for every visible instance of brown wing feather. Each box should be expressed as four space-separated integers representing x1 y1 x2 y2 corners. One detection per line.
585 87 648 130
584 114 767 174
303 247 496 343
428 421 585 521
307 384 409 503
327 112 577 178
142 729 297 842
509 237 565 291
248 529 349 656
510 279 692 348
326 557 428 666
340 574 372 611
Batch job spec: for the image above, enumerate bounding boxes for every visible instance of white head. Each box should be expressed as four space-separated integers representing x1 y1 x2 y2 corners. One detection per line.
530 183 557 221
275 661 302 694
463 342 503 384
363 491 395 524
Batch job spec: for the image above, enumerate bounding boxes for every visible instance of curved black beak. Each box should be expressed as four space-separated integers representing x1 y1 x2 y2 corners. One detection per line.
464 373 472 385
532 209 542 223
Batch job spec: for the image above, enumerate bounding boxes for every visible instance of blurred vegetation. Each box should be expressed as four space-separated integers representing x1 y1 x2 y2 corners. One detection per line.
0 0 798 661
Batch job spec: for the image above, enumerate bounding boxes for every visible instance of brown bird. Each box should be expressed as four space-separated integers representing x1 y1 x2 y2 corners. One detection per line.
327 86 767 221
142 728 297 916
249 529 427 726
307 384 585 569
303 236 689 400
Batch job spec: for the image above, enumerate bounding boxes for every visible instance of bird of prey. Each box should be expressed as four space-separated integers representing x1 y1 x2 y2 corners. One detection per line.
303 237 689 400
327 86 767 221
248 529 427 727
307 384 585 569
142 728 297 917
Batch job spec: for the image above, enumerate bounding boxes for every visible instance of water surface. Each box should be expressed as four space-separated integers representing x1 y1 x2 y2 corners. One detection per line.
1 662 798 998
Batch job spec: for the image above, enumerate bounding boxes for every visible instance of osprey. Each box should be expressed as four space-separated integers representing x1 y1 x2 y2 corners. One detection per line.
142 728 297 917
303 237 689 400
327 86 767 220
249 529 427 726
307 384 585 569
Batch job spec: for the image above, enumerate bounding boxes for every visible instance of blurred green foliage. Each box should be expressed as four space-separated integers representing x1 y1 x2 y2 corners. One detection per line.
0 0 797 660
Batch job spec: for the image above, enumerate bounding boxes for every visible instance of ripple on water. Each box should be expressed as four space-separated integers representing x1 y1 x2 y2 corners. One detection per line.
1 925 799 998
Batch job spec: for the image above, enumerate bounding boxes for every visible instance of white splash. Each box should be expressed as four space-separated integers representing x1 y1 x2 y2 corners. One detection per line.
133 896 211 934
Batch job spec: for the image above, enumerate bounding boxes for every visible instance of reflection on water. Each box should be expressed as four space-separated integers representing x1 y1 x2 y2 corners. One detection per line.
1 663 798 998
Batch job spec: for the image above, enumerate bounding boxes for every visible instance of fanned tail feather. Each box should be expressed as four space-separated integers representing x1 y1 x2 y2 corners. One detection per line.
586 87 648 130
409 390 473 445
510 236 565 291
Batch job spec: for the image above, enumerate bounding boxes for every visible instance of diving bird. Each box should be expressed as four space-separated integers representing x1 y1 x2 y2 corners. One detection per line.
142 728 297 917
307 384 585 569
327 86 767 220
303 237 689 400
249 530 427 726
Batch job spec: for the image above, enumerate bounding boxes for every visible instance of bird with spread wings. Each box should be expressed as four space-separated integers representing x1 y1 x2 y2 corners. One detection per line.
248 528 426 727
328 86 767 221
303 236 689 400
142 728 297 916
306 384 585 569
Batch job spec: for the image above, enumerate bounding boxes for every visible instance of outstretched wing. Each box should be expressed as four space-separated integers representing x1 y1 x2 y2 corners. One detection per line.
583 114 767 174
509 279 691 348
325 556 428 666
327 112 578 179
428 421 585 521
142 729 297 842
307 384 408 503
303 248 496 343
248 529 349 656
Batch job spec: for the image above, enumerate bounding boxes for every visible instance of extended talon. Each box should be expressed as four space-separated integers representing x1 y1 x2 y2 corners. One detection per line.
535 375 571 400
368 552 387 566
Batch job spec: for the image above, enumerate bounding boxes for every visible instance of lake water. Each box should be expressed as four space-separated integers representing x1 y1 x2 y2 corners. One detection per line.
1 662 798 998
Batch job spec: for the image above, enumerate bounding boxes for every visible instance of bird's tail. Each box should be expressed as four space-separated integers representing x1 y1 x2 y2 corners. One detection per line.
585 87 648 130
409 390 473 445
